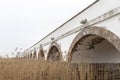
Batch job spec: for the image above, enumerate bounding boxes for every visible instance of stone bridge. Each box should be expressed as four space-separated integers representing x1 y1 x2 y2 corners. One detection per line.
23 0 120 63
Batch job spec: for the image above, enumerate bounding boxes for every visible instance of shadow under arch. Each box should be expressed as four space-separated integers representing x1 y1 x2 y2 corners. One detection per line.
33 51 37 58
38 47 45 60
47 41 63 61
67 26 120 63
29 51 33 59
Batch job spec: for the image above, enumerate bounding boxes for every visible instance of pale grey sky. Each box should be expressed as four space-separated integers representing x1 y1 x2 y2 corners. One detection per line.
0 0 95 57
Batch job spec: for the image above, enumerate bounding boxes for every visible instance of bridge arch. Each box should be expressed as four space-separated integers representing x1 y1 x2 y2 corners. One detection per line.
47 41 63 61
33 51 37 59
67 26 120 63
29 51 33 59
38 47 45 60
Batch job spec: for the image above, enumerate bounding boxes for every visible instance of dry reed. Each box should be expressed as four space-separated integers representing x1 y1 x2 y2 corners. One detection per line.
0 58 119 80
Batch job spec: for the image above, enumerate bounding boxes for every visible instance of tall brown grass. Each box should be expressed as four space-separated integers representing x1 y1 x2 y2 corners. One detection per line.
0 58 119 80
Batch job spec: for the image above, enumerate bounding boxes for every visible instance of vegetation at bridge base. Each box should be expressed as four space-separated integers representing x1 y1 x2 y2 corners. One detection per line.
0 58 119 80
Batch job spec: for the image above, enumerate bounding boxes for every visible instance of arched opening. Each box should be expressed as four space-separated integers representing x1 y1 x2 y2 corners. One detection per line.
30 53 32 58
67 27 120 63
33 51 36 58
38 48 44 60
71 34 120 63
47 46 61 61
47 42 63 61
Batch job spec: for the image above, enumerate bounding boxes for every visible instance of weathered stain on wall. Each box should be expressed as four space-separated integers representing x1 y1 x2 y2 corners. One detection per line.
23 0 120 63
67 27 120 62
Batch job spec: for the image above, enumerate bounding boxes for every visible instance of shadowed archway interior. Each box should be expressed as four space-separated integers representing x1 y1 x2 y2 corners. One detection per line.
30 53 32 58
47 46 61 61
38 48 44 60
71 34 120 63
33 51 36 58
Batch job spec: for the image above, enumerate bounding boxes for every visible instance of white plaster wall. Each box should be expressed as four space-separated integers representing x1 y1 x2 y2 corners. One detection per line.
28 0 120 50
94 14 120 38
40 0 120 42
56 32 79 60
42 45 49 60
26 0 120 61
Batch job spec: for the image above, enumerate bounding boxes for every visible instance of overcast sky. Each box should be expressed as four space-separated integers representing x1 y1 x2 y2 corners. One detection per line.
0 0 95 57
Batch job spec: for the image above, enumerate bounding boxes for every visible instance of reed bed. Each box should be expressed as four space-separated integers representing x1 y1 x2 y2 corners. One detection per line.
0 58 119 80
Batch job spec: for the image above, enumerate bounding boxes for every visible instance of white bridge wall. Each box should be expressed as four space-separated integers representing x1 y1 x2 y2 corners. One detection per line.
26 0 120 61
